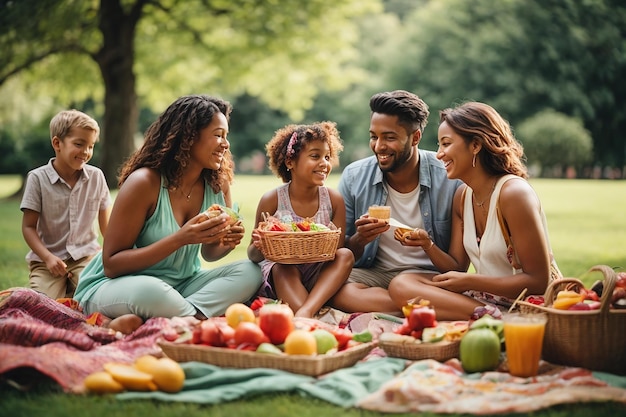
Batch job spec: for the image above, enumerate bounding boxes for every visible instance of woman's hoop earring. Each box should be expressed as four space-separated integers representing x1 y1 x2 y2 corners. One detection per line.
472 154 477 168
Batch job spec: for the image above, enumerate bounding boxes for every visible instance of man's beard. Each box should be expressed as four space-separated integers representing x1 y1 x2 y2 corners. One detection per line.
379 141 413 173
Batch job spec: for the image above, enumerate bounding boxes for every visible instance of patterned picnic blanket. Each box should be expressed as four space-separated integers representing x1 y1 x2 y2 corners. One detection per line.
2 287 626 414
0 287 170 392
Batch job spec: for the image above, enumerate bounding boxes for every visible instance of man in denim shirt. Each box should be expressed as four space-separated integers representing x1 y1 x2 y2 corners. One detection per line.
331 90 462 314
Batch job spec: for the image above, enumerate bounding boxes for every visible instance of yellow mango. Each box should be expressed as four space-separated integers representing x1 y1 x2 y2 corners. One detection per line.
103 363 157 391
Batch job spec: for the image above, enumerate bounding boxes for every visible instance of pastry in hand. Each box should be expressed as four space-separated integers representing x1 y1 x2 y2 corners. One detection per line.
202 204 242 225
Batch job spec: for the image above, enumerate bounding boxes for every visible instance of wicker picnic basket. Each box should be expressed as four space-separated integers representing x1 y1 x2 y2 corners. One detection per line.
379 339 460 362
258 228 341 264
158 340 375 376
517 264 626 374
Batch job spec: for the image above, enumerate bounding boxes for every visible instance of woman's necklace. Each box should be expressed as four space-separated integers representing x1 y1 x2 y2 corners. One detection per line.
473 180 497 210
181 179 199 201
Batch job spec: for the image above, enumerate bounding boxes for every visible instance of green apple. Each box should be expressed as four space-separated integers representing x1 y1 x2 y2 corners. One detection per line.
256 342 283 355
311 329 338 354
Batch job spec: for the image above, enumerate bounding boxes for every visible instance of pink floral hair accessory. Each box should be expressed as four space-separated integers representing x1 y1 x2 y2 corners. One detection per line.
286 132 298 158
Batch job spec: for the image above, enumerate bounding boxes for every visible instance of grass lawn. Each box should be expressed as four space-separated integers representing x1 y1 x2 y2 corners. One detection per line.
1 174 625 416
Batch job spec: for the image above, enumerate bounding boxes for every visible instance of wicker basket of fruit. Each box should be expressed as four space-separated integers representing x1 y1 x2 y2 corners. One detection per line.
377 301 468 362
517 264 626 374
158 305 375 377
257 213 341 264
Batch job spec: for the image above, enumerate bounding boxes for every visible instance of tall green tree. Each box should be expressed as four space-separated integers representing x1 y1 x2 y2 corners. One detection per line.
384 0 626 172
0 0 380 187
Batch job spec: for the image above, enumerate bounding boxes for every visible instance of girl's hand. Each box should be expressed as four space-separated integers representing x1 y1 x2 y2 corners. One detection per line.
250 229 262 250
220 221 245 249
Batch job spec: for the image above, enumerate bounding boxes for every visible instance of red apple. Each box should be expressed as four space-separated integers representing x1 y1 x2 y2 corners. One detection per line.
408 306 437 330
200 320 227 346
192 325 203 344
616 272 626 289
257 303 295 344
568 302 591 311
218 323 235 346
234 321 270 348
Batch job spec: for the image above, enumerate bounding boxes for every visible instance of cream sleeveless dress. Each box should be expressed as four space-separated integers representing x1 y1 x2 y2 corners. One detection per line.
462 174 533 308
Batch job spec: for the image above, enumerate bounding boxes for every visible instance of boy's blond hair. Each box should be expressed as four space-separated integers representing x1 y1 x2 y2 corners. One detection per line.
49 109 100 142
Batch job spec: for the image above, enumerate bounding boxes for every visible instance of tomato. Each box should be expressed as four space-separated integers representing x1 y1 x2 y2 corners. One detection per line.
525 295 545 306
331 328 353 350
394 318 412 336
459 328 501 373
257 303 295 344
234 322 270 347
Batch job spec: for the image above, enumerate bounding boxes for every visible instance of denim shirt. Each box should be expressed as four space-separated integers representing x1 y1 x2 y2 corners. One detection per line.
338 149 462 268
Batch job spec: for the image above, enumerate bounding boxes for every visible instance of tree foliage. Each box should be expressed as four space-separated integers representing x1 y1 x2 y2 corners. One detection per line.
516 109 593 177
0 0 380 187
1 0 624 180
380 0 626 170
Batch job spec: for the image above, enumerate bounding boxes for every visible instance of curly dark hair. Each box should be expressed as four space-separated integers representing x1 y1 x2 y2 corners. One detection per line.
118 94 234 193
265 121 343 183
369 90 430 135
439 101 528 179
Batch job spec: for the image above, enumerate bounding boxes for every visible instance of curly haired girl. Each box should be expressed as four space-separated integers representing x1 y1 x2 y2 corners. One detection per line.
248 121 354 318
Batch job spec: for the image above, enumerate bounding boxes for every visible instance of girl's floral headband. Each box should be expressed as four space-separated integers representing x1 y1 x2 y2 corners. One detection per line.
286 132 298 158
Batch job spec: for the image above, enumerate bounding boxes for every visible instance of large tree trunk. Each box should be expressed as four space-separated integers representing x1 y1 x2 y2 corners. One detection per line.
95 0 144 189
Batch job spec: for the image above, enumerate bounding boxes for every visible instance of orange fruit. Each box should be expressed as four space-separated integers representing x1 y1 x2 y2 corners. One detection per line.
284 329 317 355
225 303 256 328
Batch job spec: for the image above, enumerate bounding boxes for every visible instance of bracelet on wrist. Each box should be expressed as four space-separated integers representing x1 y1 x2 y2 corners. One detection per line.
424 240 434 252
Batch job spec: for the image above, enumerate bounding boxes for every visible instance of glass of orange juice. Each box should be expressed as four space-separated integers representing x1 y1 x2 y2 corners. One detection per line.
367 205 391 222
503 312 547 377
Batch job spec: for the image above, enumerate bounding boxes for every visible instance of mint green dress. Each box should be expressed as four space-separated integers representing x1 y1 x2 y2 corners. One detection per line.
73 178 262 319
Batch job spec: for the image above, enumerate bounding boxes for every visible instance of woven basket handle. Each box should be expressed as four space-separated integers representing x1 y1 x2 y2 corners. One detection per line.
543 264 617 313
544 278 586 305
588 264 617 313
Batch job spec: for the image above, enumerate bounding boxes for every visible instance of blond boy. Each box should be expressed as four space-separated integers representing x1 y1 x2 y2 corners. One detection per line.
20 109 111 299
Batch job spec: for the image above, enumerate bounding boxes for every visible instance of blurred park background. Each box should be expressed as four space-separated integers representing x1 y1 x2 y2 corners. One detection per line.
1 0 625 192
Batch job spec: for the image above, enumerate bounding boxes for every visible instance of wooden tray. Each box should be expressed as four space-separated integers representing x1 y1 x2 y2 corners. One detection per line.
158 340 376 376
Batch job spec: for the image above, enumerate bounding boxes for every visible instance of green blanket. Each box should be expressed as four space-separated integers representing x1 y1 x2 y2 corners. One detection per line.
117 357 407 406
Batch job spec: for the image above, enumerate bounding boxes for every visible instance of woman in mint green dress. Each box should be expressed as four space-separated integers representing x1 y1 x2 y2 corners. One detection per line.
74 95 262 326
